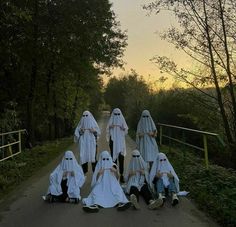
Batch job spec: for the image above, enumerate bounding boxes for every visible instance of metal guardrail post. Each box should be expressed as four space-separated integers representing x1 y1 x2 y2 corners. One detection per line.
159 126 163 146
18 131 22 154
203 134 209 169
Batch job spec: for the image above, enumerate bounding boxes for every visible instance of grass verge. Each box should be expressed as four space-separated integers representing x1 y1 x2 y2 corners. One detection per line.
0 137 72 199
162 145 236 227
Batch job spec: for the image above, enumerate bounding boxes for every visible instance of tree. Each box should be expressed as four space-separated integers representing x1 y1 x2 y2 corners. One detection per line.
144 0 236 145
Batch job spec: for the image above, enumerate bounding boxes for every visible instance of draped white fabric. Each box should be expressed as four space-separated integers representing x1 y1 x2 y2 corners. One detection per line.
149 152 179 192
47 151 85 199
136 110 159 162
74 110 101 164
125 150 149 194
106 108 128 161
83 151 129 208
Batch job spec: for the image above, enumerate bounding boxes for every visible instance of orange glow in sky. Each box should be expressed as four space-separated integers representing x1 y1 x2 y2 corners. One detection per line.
105 0 191 89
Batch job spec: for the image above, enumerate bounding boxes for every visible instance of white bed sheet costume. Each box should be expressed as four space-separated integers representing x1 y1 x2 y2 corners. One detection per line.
74 110 101 165
82 151 129 208
149 152 180 193
125 149 149 194
136 110 159 163
106 108 128 162
47 150 85 200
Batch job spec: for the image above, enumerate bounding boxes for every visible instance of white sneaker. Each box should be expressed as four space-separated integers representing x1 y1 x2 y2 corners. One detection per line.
130 194 140 210
159 193 166 200
172 193 179 206
148 198 163 210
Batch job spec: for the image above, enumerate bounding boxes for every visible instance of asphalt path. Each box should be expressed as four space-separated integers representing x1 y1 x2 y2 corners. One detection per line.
0 111 218 227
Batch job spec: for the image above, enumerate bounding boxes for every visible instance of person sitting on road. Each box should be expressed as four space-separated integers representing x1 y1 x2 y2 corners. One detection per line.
125 149 163 210
82 150 131 212
43 150 85 204
74 110 101 174
149 152 179 206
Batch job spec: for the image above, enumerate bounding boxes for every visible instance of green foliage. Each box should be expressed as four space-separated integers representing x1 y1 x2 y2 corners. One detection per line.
163 146 236 226
0 137 72 198
0 0 127 142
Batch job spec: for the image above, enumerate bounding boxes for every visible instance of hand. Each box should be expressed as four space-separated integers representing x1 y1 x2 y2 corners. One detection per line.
110 167 117 173
156 171 162 178
167 172 173 178
80 128 85 134
138 133 144 137
138 169 145 175
70 171 75 177
63 171 67 177
119 125 125 131
98 169 105 176
89 128 95 133
109 125 114 129
129 170 136 176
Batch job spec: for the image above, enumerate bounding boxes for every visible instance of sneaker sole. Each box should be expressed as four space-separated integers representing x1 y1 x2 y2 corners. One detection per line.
117 202 131 211
172 199 179 206
130 195 140 210
148 198 163 210
83 206 99 213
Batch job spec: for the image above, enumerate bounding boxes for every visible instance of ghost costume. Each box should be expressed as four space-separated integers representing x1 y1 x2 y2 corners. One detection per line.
136 110 159 163
125 150 149 194
106 108 128 180
82 151 129 208
47 151 85 201
149 152 179 205
125 150 162 209
74 110 101 173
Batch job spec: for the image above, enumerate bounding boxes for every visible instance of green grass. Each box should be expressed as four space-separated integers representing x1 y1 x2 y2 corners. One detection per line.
0 137 72 199
162 145 236 227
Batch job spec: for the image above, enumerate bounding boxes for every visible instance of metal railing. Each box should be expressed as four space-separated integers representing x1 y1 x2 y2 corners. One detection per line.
0 129 26 162
158 123 225 169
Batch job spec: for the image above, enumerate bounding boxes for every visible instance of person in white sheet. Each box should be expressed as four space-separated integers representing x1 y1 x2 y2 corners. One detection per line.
125 149 163 210
106 108 128 183
44 150 85 203
82 151 130 212
149 152 179 206
136 110 159 169
74 110 101 174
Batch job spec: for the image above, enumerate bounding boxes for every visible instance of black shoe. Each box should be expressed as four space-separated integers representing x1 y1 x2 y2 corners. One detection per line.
83 205 99 213
120 175 125 183
117 202 131 211
72 198 79 204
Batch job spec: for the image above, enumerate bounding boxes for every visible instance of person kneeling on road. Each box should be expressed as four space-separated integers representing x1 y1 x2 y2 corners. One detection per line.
125 149 163 210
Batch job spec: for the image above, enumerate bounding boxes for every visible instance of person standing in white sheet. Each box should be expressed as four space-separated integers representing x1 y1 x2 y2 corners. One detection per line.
106 108 128 183
136 110 159 169
74 110 101 174
43 150 85 203
82 151 130 213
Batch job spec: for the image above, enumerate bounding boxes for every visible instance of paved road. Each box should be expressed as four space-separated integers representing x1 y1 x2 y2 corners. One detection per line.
0 112 218 227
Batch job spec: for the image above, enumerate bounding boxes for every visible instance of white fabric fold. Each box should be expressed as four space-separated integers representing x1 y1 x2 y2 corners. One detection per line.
136 110 159 162
83 151 129 208
74 110 101 164
125 149 149 194
149 152 179 192
47 150 85 199
106 108 128 161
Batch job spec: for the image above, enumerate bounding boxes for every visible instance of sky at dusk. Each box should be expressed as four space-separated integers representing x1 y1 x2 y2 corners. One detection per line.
106 0 190 89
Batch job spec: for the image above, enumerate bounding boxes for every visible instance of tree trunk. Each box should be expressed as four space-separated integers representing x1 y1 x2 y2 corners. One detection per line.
203 0 233 144
27 0 39 143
